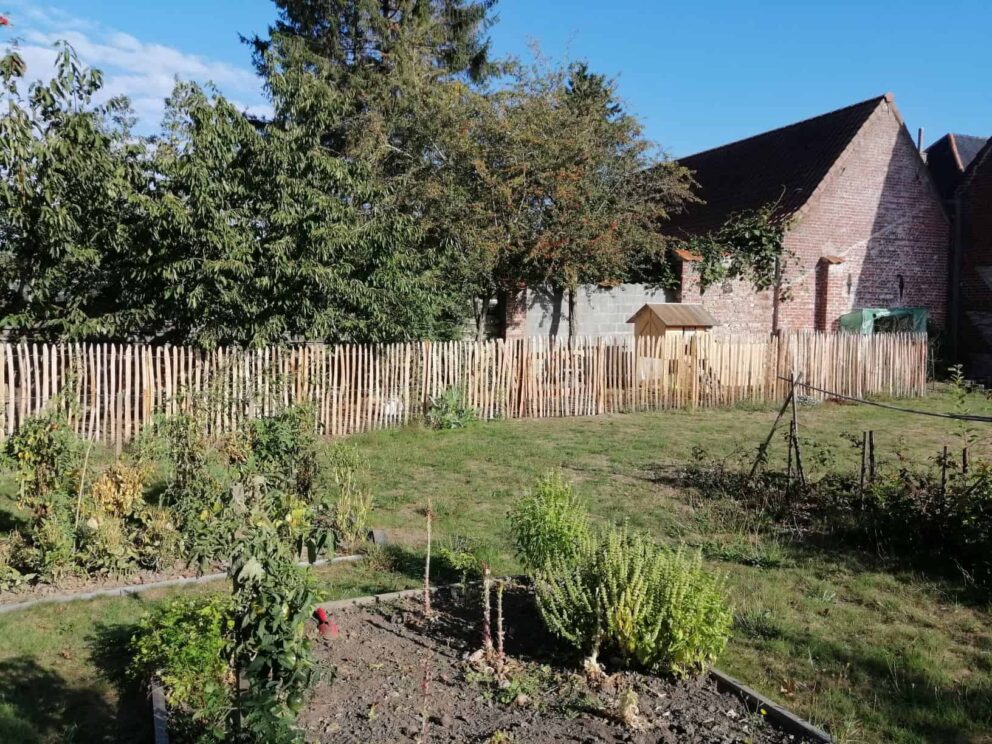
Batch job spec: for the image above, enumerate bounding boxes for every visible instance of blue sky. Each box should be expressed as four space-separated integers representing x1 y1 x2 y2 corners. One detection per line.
4 0 990 156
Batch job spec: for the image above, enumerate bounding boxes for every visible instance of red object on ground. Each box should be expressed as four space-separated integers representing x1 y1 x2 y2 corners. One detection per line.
314 607 339 639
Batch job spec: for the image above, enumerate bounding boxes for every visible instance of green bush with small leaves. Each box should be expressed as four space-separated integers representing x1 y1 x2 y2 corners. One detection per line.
130 595 234 742
4 409 82 515
534 523 732 677
509 470 590 571
426 386 477 430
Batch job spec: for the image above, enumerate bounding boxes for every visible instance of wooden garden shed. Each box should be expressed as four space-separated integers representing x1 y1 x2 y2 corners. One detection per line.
626 303 718 338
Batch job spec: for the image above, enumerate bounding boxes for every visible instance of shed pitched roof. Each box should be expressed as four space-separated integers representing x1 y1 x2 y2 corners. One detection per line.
666 95 887 236
926 133 990 201
626 303 719 327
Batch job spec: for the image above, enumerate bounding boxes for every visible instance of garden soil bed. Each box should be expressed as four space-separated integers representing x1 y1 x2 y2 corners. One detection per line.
300 586 817 743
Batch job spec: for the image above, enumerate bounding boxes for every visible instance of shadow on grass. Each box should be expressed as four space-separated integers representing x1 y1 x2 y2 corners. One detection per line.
0 507 29 533
653 460 992 608
0 656 118 743
87 618 149 743
370 531 508 582
743 622 992 743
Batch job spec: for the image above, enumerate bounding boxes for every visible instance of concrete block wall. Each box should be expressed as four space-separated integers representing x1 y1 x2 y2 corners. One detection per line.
505 283 675 339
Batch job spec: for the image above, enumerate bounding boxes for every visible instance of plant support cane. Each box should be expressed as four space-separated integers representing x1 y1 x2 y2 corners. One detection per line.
423 498 433 619
482 564 493 654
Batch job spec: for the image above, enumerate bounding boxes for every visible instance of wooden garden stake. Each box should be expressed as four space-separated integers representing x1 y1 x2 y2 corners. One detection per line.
858 431 868 507
748 375 798 480
481 564 493 654
73 437 95 548
786 424 794 482
940 445 949 498
962 446 969 475
788 372 807 487
496 580 506 672
423 499 433 619
868 430 876 484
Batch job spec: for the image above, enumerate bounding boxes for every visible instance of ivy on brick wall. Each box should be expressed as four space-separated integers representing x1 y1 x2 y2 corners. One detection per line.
679 204 791 299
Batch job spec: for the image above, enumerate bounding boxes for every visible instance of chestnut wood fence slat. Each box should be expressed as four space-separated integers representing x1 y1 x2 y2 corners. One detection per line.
0 331 928 449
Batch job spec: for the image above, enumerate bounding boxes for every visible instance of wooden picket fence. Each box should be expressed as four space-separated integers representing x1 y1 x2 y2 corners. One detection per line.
0 331 927 448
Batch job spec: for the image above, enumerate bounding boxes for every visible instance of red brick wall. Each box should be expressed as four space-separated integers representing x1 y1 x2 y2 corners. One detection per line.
680 98 949 333
958 149 992 378
678 266 774 334
503 290 528 339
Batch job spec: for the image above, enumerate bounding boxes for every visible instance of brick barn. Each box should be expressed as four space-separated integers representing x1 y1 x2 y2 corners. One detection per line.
501 94 950 340
949 138 992 378
668 94 950 334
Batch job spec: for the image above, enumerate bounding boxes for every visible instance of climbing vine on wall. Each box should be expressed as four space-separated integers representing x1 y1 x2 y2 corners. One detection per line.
679 204 791 298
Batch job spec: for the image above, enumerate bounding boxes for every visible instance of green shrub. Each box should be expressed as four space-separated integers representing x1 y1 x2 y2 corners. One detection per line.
509 470 589 571
426 386 476 430
77 514 136 577
237 405 319 503
230 518 317 743
534 524 732 677
436 535 502 583
4 409 82 515
33 515 76 582
132 505 182 571
130 595 234 742
0 533 33 590
327 444 372 550
160 411 233 565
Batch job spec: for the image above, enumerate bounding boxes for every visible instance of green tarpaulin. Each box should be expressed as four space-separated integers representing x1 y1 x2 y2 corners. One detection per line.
838 308 928 334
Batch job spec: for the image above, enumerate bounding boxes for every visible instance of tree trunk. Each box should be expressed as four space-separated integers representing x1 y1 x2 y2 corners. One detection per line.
473 294 491 343
567 287 577 344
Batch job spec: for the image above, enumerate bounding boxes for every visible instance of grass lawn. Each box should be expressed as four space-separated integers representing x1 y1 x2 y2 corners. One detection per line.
1 386 991 743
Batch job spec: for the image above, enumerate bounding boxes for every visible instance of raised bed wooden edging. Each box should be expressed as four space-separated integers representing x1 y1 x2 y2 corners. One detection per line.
712 668 833 743
151 678 170 744
0 554 364 615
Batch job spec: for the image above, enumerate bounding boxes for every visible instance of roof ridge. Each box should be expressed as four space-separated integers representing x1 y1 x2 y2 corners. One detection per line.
677 94 887 161
950 133 964 171
958 137 992 195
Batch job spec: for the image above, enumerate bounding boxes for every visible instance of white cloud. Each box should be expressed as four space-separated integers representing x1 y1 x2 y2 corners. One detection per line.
3 1 270 131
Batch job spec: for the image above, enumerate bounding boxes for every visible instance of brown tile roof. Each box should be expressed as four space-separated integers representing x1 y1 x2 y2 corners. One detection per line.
958 137 992 197
927 133 990 202
666 95 887 236
927 134 987 199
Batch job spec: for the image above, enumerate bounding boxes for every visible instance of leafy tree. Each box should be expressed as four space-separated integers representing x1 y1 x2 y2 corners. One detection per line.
251 0 497 83
136 70 462 347
250 0 504 339
424 57 695 341
525 62 694 340
0 43 146 339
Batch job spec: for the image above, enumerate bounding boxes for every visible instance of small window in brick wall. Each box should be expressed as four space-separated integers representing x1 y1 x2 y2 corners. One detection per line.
897 274 905 304
846 273 853 295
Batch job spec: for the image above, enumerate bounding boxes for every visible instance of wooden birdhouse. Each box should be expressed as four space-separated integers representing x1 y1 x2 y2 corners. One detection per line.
626 303 718 338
